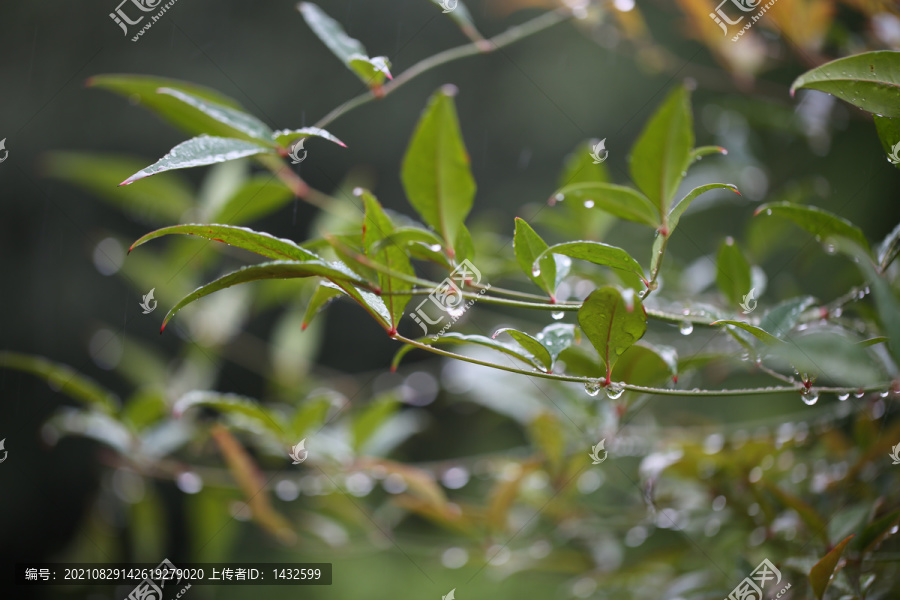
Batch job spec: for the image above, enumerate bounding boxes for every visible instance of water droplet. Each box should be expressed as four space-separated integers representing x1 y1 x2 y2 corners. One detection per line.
176 471 203 494
551 311 564 320
531 265 541 277
429 244 442 252
854 391 865 399
555 193 565 202
584 380 603 397
824 243 836 254
679 321 694 336
605 381 625 400
583 199 595 208
801 389 818 405
879 390 890 398
837 392 849 401
765 209 773 216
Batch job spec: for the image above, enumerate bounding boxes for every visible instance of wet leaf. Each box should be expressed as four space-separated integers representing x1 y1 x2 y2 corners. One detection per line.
0 352 118 413
120 136 275 186
790 51 900 118
401 86 475 257
272 127 347 149
549 182 659 227
848 243 900 368
755 201 870 253
578 287 648 379
854 509 900 556
875 219 900 270
493 328 553 372
210 425 296 544
514 218 557 299
759 296 817 340
537 323 576 364
629 85 693 217
361 190 414 329
809 535 854 600
391 332 544 371
302 282 344 330
298 3 392 88
772 331 885 387
130 223 320 262
716 237 753 307
614 342 678 386
534 241 646 282
156 87 275 144
668 183 740 231
173 391 287 440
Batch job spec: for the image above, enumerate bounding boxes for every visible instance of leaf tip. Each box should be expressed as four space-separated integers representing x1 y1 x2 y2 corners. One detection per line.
440 83 459 97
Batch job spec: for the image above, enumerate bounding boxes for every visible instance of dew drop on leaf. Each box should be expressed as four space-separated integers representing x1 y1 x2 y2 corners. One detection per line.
429 244 442 252
531 265 541 277
605 382 624 400
551 311 564 320
801 389 818 405
879 390 890 398
854 391 865 399
583 199 595 208
837 392 849 401
679 321 694 336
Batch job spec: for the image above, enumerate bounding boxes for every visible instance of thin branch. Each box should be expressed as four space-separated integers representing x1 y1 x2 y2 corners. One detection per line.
314 8 572 129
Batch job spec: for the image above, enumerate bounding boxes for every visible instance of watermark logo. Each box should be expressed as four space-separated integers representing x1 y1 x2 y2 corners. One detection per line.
442 589 456 600
589 439 608 464
726 558 790 600
110 0 180 42
740 288 758 314
0 138 8 164
126 558 191 600
438 0 458 13
409 259 491 340
0 438 7 464
709 0 780 41
589 138 608 164
140 288 158 314
888 141 900 166
288 139 308 164
289 439 308 464
890 443 900 465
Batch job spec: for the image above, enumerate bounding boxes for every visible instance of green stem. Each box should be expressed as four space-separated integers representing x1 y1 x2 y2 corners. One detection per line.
314 9 572 129
393 335 893 397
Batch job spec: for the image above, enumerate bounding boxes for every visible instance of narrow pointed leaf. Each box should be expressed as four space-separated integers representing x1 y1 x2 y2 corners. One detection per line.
156 87 275 144
755 202 870 252
876 220 900 270
629 85 693 217
790 51 900 117
401 86 475 257
760 296 817 339
130 223 319 262
298 3 392 88
302 282 344 330
874 115 900 172
537 323 576 364
161 260 369 331
550 182 659 227
210 425 296 544
514 218 557 298
689 145 727 164
846 242 900 368
773 331 885 387
493 328 553 371
711 321 783 345
578 287 648 379
809 535 854 600
174 391 286 440
854 509 900 556
428 0 483 42
668 183 740 231
272 127 347 148
534 241 646 281
716 237 752 307
360 190 414 329
0 352 118 414
392 332 543 371
120 136 275 186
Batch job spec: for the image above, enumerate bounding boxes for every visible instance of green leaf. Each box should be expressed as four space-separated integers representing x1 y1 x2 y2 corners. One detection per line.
87 74 256 139
848 243 900 368
755 202 870 253
272 127 347 149
161 260 369 331
298 3 392 88
809 535 854 600
790 51 900 118
629 85 693 217
42 152 193 224
173 391 286 440
156 87 275 144
401 86 476 257
668 183 740 231
688 145 727 164
353 394 400 452
120 136 275 186
854 509 900 556
0 352 118 414
514 218 557 299
391 332 544 371
536 323 576 364
613 342 677 386
493 328 553 372
711 321 783 346
874 115 900 172
759 296 817 340
549 182 660 228
130 223 319 262
428 0 482 41
578 287 647 380
360 190 414 329
716 237 752 307
302 282 344 330
773 331 885 387
876 220 900 270
534 241 646 282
